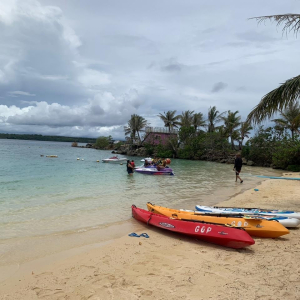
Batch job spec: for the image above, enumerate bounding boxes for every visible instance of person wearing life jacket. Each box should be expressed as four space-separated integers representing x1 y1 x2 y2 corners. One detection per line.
126 160 134 175
131 160 135 168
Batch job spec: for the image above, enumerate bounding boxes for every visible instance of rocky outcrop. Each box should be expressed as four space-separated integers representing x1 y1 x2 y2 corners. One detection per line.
113 145 147 157
247 160 255 166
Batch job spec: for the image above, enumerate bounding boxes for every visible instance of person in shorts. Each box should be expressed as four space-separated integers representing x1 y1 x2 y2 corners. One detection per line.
233 153 243 183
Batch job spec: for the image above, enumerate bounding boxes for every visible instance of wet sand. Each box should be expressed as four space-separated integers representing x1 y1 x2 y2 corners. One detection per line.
1 173 300 300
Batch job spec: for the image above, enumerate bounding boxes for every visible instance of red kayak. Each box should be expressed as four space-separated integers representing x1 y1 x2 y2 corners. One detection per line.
132 205 255 249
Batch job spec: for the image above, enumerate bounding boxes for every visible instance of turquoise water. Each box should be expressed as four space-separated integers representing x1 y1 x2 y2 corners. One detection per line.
0 139 283 241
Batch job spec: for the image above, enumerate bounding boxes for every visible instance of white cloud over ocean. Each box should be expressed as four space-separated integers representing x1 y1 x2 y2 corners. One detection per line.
0 0 299 139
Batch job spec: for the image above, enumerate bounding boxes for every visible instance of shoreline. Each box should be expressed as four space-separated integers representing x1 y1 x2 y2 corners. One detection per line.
0 169 274 271
1 173 300 299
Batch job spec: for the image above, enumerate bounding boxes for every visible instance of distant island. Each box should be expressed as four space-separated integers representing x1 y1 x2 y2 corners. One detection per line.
0 133 96 144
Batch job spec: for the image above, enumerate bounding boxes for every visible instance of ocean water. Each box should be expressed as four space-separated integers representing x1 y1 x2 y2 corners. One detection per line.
0 139 283 242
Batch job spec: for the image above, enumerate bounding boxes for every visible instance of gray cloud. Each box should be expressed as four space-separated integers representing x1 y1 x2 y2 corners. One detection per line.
8 91 36 97
236 30 279 43
211 82 228 93
236 86 247 92
0 0 298 139
161 63 183 72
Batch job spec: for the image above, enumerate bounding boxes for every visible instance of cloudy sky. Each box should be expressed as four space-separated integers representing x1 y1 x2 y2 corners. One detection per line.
0 0 299 139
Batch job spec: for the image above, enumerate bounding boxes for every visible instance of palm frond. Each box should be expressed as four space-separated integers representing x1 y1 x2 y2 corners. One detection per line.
247 75 300 124
249 14 300 36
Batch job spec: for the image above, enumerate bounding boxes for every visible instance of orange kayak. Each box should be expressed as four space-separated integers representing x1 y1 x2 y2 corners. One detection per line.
147 203 289 238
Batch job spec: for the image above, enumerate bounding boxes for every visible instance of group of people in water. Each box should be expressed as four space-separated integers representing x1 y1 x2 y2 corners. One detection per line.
144 157 168 168
127 153 243 181
126 157 170 175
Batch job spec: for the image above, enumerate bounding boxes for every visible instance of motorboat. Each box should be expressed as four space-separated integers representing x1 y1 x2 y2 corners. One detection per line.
135 165 174 175
102 156 127 163
132 205 255 249
141 157 153 162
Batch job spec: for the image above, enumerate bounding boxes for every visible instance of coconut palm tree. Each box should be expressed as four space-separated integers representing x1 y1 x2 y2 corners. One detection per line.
158 110 181 132
272 101 300 139
180 110 194 127
207 106 225 133
124 114 148 144
238 121 253 150
247 14 300 124
192 112 206 131
221 110 241 150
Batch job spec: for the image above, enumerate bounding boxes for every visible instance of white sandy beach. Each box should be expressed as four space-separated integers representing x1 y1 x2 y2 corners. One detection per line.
1 174 300 300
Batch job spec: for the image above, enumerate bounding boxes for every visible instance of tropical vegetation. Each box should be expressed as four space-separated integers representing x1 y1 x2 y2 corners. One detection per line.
247 14 300 124
124 114 148 145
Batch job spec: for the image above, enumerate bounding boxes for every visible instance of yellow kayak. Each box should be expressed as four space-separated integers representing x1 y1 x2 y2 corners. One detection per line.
147 203 289 238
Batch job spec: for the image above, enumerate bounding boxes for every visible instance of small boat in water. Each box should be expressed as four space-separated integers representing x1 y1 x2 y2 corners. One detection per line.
135 165 174 175
147 203 290 237
195 205 300 220
141 157 153 162
132 205 255 249
102 156 127 163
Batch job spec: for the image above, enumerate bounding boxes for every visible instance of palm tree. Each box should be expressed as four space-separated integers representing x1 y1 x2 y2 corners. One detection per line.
207 106 225 132
238 121 253 150
215 125 227 137
247 14 300 124
180 110 194 127
124 114 148 144
221 110 241 150
158 110 180 132
272 101 300 139
192 112 206 131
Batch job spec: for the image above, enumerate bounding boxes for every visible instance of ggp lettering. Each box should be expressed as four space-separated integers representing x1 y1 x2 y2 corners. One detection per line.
195 225 212 234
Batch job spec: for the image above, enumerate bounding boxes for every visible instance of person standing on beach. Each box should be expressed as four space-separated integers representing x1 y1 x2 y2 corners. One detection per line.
127 160 134 175
233 153 243 183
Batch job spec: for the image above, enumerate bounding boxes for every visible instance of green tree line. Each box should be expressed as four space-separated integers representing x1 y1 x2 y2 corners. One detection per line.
0 133 96 144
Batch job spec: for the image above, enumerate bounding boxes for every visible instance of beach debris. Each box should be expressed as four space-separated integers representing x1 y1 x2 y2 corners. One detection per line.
254 189 259 191
128 232 140 237
46 155 58 158
128 232 149 238
139 242 142 245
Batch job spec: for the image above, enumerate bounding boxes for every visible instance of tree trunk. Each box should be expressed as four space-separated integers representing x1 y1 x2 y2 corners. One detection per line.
239 137 244 150
137 131 142 145
230 135 235 150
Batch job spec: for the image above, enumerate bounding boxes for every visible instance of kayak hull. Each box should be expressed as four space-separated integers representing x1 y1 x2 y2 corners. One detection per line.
132 205 255 249
147 203 290 238
195 205 300 221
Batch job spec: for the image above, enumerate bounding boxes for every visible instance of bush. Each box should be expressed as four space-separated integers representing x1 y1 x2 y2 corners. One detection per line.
286 165 300 172
272 139 300 169
95 136 110 149
144 143 155 156
155 144 173 158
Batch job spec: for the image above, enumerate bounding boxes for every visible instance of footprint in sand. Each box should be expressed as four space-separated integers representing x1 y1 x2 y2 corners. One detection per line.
141 290 153 296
